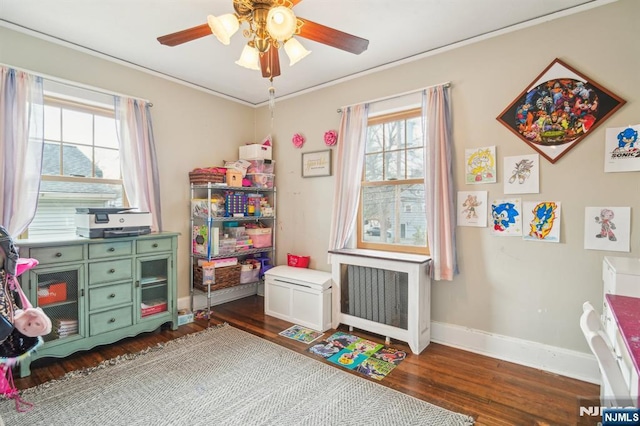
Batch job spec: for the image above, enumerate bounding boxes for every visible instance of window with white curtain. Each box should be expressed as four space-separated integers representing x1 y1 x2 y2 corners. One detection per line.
25 87 127 239
357 107 428 255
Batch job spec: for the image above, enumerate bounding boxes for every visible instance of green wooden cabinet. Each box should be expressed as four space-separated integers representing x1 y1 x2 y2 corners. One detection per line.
16 233 178 377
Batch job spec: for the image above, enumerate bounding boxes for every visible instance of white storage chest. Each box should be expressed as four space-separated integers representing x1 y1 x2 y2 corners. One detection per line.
264 266 332 332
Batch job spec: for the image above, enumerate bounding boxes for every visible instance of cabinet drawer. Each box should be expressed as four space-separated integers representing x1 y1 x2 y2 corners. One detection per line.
89 241 133 259
29 245 84 265
602 257 640 297
615 328 633 388
603 302 617 344
137 238 172 254
614 274 640 297
88 259 132 285
89 306 133 336
89 283 133 311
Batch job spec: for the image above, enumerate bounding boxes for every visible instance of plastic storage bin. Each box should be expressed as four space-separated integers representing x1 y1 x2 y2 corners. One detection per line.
247 228 272 248
191 196 225 218
247 173 274 188
219 235 237 254
247 160 275 174
239 144 272 160
240 263 261 284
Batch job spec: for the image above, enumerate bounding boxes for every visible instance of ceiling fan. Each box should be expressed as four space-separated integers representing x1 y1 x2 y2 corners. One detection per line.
157 0 369 82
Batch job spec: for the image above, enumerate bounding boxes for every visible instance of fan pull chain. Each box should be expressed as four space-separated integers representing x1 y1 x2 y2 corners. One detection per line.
268 81 276 128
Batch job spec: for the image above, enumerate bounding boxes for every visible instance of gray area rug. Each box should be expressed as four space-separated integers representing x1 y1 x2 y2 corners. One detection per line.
0 324 474 425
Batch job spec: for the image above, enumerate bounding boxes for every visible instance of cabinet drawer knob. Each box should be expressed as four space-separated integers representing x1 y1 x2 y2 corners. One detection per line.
109 269 116 273
109 318 116 323
55 252 62 258
152 243 158 248
108 247 115 252
108 293 116 298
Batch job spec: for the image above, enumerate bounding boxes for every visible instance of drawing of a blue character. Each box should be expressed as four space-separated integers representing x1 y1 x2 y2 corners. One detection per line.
492 202 519 232
617 127 638 149
529 202 557 239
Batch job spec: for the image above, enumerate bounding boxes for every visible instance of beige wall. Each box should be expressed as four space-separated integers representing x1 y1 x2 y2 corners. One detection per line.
1 26 256 301
2 0 639 356
255 0 640 353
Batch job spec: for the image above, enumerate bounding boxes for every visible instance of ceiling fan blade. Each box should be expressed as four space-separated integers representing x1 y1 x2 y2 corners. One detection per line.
260 47 281 79
157 23 212 46
297 18 369 54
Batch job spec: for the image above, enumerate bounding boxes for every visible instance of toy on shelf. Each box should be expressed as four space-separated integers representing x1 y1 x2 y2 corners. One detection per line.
254 252 274 279
224 192 247 217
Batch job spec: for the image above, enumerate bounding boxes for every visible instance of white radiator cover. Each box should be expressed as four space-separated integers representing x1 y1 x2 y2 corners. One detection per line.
329 249 431 354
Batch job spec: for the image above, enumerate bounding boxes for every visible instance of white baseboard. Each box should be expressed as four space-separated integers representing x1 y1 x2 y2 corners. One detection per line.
175 295 599 385
177 283 263 312
431 321 600 385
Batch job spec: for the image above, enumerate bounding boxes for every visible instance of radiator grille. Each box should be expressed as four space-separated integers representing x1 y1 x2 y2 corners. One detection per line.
341 265 408 330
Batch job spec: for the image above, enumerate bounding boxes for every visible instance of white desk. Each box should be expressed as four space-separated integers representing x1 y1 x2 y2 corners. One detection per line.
605 294 640 407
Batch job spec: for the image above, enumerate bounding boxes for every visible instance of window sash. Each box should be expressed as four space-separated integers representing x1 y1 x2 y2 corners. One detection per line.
357 108 428 255
24 96 125 240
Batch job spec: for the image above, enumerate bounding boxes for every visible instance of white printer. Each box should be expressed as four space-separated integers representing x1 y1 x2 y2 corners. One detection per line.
75 207 152 238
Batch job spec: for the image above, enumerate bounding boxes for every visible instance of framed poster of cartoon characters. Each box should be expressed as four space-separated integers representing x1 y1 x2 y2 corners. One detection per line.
497 58 626 163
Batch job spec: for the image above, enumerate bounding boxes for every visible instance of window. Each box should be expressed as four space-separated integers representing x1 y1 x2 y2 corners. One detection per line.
358 108 428 254
25 96 126 239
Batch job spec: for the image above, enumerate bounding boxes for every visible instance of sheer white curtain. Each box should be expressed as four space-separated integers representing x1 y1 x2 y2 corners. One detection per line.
327 104 369 257
114 97 163 232
0 67 44 235
422 85 458 280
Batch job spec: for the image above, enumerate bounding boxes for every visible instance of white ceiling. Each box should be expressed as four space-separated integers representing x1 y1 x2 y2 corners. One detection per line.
1 0 614 106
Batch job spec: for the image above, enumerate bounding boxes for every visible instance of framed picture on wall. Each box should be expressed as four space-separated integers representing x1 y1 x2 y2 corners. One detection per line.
497 58 626 164
302 150 332 177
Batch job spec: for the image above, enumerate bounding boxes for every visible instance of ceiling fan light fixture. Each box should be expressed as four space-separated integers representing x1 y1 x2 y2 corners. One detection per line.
207 13 240 45
266 6 297 41
235 45 261 70
284 38 311 66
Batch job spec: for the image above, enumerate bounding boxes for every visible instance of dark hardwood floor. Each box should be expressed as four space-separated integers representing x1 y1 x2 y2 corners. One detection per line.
13 296 599 425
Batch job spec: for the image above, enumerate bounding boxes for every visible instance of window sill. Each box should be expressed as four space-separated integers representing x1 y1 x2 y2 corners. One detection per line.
328 248 430 264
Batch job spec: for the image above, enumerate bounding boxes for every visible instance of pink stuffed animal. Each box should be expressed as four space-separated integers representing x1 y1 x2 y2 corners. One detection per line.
13 307 52 337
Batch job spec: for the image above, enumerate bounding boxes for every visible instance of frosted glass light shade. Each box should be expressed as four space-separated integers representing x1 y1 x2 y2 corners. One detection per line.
266 6 297 41
284 38 311 66
207 14 240 45
235 45 260 70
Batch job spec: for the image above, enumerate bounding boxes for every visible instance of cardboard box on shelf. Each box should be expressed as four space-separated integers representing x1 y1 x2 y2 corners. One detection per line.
141 299 167 317
226 169 243 187
37 282 67 305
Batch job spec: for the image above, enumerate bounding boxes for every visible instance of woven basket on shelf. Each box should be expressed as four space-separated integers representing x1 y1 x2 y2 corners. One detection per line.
193 264 242 292
189 168 226 185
